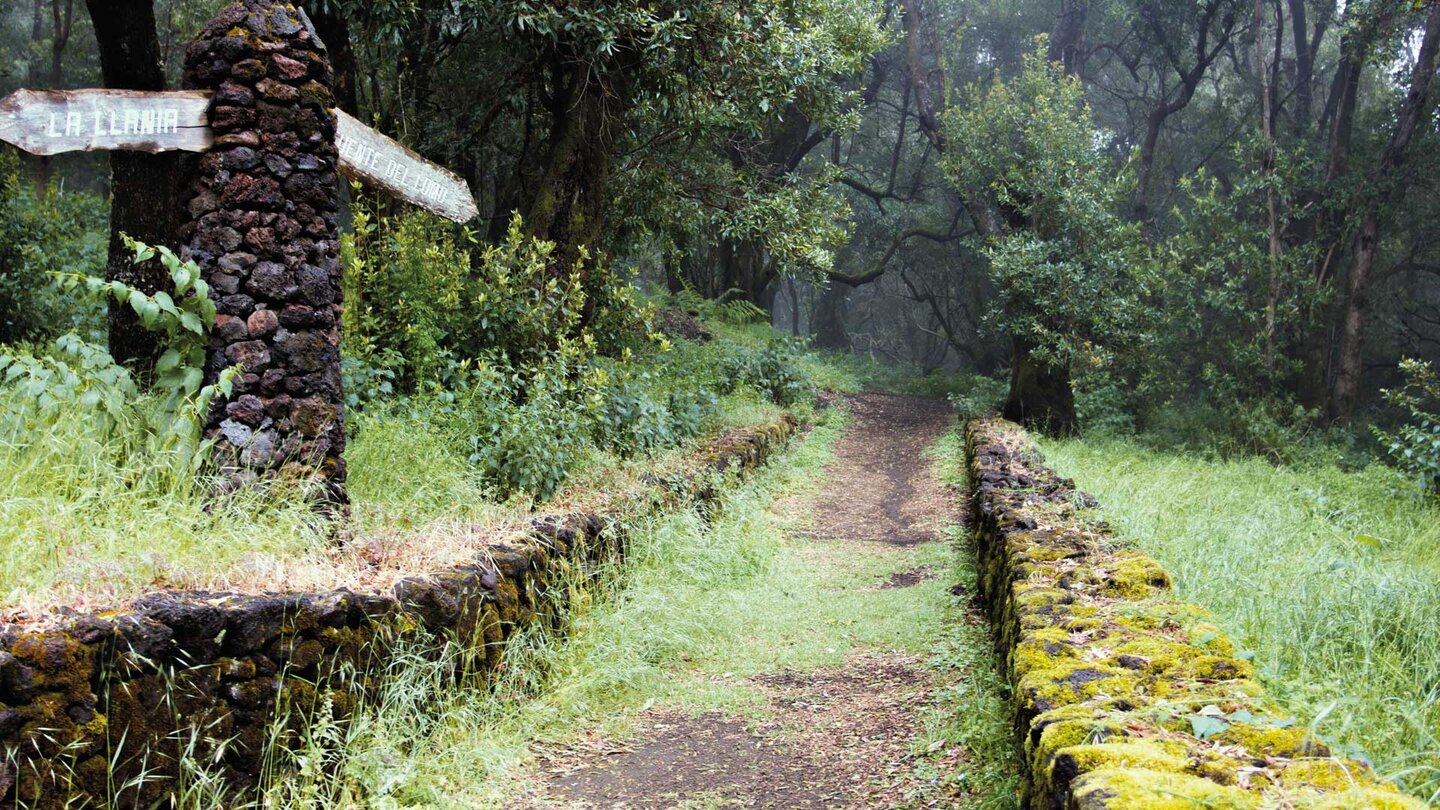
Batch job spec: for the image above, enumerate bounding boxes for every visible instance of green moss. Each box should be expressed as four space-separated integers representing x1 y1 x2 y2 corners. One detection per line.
1070 767 1261 809
1099 552 1172 599
1012 626 1077 676
1019 659 1144 712
1278 758 1382 792
1013 584 1073 611
1050 740 1191 780
1211 721 1319 758
1032 712 1129 763
1294 787 1430 809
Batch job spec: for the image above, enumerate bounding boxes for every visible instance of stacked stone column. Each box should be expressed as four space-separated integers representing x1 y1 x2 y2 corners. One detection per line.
180 0 346 506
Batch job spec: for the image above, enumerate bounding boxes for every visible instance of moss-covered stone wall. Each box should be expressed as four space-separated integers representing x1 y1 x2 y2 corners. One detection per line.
965 417 1427 810
0 416 793 808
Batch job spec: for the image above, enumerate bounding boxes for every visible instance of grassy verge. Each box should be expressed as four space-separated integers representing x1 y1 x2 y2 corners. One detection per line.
243 410 1020 809
1040 435 1440 802
0 371 789 616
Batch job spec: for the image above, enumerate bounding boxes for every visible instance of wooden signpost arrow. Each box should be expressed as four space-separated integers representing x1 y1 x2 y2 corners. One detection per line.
0 88 478 223
0 88 213 155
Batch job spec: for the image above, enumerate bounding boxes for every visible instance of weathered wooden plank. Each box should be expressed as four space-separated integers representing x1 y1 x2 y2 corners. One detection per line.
333 109 478 224
0 88 213 155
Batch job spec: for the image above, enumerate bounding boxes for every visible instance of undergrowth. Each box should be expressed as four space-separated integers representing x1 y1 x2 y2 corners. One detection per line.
1040 435 1440 803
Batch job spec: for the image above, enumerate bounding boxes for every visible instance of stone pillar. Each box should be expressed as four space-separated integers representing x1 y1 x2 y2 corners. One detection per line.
181 0 346 507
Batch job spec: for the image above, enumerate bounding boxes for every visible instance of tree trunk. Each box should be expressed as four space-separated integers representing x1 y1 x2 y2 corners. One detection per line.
1254 0 1283 376
812 283 850 350
1002 336 1078 435
1298 14 1369 410
526 62 621 285
786 276 801 336
1133 107 1166 228
899 0 945 150
715 237 777 307
1330 1 1440 422
1048 0 1090 75
86 0 179 379
1286 0 1314 136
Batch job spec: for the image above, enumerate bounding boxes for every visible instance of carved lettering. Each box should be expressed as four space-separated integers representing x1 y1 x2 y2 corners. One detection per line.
3 89 210 156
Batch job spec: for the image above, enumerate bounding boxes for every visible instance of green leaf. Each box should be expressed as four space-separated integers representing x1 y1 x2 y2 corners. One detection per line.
181 366 203 393
155 348 182 373
1355 533 1385 550
1189 714 1230 740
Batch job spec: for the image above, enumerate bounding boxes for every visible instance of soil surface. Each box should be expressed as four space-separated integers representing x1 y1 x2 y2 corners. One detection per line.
522 393 963 809
804 393 956 547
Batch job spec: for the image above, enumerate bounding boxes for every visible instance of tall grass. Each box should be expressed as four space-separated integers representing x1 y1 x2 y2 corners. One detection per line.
1040 437 1440 802
0 393 327 612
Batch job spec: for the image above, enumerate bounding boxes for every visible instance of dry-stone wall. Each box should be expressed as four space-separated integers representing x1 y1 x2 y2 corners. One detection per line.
0 416 793 809
180 0 347 505
965 417 1426 809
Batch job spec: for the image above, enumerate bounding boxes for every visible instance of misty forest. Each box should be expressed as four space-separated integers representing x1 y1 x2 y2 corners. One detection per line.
3 0 1440 808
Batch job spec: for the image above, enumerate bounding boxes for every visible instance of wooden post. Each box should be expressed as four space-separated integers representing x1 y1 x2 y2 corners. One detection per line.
180 0 347 508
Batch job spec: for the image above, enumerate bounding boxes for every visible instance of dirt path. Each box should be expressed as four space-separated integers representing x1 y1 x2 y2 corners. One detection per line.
519 393 966 809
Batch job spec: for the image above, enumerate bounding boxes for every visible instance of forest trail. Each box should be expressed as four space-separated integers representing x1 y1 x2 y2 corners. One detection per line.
520 393 975 809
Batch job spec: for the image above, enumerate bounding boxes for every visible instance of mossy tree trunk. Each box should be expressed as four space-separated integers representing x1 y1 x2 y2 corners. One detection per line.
1002 336 1078 435
525 55 627 286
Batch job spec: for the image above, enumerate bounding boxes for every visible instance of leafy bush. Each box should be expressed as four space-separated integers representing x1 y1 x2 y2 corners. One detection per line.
341 199 471 391
342 206 654 393
1073 371 1136 436
950 375 1009 421
715 339 816 406
339 205 673 498
0 150 107 344
665 386 715 440
590 376 676 454
461 360 588 501
588 369 717 456
1 238 234 454
1375 358 1440 497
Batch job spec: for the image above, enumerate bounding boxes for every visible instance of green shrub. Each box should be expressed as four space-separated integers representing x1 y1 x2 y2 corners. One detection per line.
1375 358 1440 498
1073 371 1135 436
461 359 588 501
341 349 402 412
715 339 816 406
590 376 675 454
950 375 1009 421
665 386 715 440
341 199 471 391
339 205 674 498
1 238 235 456
0 150 107 344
